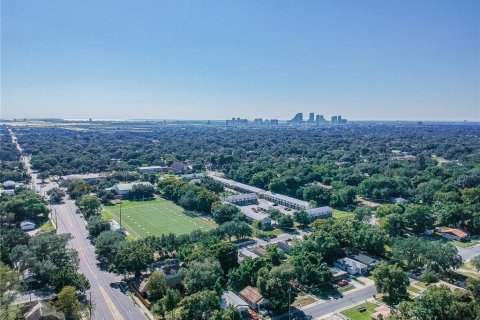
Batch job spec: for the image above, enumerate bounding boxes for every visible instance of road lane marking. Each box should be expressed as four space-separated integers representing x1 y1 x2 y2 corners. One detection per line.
58 205 97 279
99 285 124 320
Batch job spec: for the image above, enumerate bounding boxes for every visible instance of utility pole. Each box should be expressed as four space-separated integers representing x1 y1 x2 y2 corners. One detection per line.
89 291 93 320
288 285 292 320
119 202 122 231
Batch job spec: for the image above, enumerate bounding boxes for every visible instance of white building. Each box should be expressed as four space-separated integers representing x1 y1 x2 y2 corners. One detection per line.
264 191 310 210
138 166 169 174
114 181 153 195
221 291 249 312
237 206 271 228
304 206 333 220
224 193 258 206
20 220 36 231
334 257 368 275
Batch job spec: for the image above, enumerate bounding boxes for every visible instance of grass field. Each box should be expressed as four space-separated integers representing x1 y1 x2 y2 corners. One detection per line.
103 198 216 238
341 302 378 320
333 209 355 221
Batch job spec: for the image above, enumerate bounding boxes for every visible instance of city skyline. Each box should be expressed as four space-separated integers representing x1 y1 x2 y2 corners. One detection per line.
2 1 479 121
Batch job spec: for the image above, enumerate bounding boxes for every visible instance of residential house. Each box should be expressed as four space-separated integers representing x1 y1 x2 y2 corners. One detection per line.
347 250 380 269
239 286 269 310
334 257 368 275
20 220 36 231
437 227 469 242
276 241 293 254
23 301 65 320
221 291 249 312
161 263 182 288
169 162 188 174
3 180 16 190
330 267 348 281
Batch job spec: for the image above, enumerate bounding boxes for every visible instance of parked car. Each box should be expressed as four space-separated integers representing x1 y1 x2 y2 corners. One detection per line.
268 234 277 239
338 279 349 287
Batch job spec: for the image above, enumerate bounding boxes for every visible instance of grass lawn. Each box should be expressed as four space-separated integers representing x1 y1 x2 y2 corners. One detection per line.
253 227 284 237
414 282 429 289
341 302 378 320
332 209 355 221
451 239 480 248
339 284 355 293
40 220 55 232
292 294 317 308
310 285 340 300
103 198 216 238
408 285 421 294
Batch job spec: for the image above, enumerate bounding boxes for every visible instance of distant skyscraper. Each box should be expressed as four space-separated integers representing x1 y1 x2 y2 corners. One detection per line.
316 115 325 124
271 119 279 125
254 118 263 125
331 116 338 123
309 112 314 123
291 113 303 123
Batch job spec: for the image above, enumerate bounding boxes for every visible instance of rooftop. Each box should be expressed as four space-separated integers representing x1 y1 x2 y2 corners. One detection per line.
115 181 153 192
240 286 264 304
264 191 310 207
438 227 469 238
209 174 266 194
225 193 258 202
305 206 333 216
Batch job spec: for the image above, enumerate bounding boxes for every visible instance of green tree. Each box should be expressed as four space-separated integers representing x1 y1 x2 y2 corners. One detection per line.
146 271 167 300
293 210 310 226
47 187 65 204
372 262 409 303
471 256 480 272
78 195 101 218
51 266 90 294
87 215 110 239
153 288 181 318
94 231 124 264
56 286 81 320
181 258 223 294
113 241 154 276
211 204 241 224
175 290 220 320
278 214 294 229
0 263 20 320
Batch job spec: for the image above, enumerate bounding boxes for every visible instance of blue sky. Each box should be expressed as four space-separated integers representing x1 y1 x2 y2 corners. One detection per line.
2 0 479 120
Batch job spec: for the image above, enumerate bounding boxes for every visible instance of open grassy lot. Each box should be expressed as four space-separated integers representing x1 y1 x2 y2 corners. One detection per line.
341 302 378 320
332 209 355 221
103 198 216 238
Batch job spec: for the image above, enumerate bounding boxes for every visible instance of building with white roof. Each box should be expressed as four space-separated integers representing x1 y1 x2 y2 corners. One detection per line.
304 206 333 220
264 191 310 210
114 181 153 195
137 166 169 174
224 193 258 206
208 174 265 195
221 291 249 312
334 257 368 275
237 205 271 228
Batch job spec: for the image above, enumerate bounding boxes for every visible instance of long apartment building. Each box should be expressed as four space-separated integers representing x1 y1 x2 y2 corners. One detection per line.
209 172 316 211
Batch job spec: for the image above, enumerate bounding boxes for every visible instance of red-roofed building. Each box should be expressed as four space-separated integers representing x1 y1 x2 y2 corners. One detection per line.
239 286 269 310
437 227 469 241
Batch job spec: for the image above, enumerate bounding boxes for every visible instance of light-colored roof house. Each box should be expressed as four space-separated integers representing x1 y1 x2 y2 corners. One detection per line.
221 291 249 312
3 180 16 189
24 301 65 320
20 220 36 231
334 257 368 275
225 193 258 206
169 162 188 174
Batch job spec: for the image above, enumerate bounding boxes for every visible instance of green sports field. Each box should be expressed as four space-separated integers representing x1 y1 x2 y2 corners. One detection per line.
102 198 216 238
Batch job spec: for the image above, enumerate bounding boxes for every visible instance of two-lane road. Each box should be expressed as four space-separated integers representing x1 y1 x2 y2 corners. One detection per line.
10 129 146 320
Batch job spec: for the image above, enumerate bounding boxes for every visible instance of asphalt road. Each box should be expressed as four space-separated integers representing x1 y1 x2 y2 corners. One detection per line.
11 130 146 320
301 285 377 319
457 244 480 262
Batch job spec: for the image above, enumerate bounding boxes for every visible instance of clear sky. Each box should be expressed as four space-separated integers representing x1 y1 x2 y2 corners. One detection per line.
2 0 479 121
